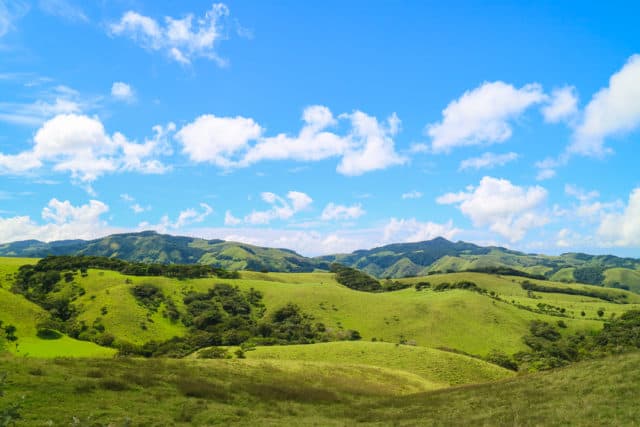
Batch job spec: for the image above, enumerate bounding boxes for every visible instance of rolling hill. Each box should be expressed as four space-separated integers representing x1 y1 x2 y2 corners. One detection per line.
1 232 639 288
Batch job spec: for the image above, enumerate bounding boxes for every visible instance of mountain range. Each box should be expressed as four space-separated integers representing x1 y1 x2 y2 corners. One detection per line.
1 231 639 291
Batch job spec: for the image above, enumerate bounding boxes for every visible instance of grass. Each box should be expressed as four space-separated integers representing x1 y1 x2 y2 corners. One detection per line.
0 356 433 426
241 341 514 386
3 258 635 357
604 267 640 293
2 352 640 426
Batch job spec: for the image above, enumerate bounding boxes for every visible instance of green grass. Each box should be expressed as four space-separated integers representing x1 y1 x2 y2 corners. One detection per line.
2 258 638 359
242 341 514 386
2 352 640 426
605 268 640 293
0 287 115 358
0 356 434 426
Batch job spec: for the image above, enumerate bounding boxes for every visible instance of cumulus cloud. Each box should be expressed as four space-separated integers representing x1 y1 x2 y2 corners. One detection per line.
111 82 135 102
598 187 640 247
401 191 423 200
110 3 232 66
571 55 640 156
0 198 113 243
459 152 519 171
177 105 405 175
176 114 262 168
437 176 549 242
382 218 460 244
242 191 312 225
0 114 174 184
320 203 365 221
427 81 546 153
541 86 579 123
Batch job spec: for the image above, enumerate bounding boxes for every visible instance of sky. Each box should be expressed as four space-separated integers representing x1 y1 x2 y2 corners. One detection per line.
0 0 639 257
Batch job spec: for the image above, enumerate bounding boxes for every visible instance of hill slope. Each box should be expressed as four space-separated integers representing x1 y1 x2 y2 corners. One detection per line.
1 232 639 286
0 231 326 273
3 351 640 425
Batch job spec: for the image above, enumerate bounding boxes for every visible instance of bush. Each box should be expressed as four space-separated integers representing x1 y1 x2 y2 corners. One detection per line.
486 350 518 371
198 347 231 359
36 328 62 340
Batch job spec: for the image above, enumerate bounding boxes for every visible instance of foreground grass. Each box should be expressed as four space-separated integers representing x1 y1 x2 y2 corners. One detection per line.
0 356 433 426
2 352 640 426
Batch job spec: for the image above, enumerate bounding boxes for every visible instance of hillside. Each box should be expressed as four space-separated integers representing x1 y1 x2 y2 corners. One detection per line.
3 257 639 361
1 232 639 288
3 350 640 425
0 231 326 273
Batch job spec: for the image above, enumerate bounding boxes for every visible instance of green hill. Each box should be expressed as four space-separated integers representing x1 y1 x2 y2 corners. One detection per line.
0 231 327 273
240 341 513 386
3 232 639 288
3 350 640 425
4 257 639 360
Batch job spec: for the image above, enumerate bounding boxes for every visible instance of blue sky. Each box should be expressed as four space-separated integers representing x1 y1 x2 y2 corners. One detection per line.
1 0 639 256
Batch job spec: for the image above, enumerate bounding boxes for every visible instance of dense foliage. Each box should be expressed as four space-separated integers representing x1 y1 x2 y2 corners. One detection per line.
124 284 360 357
331 264 383 292
520 280 627 303
572 266 605 285
514 310 640 371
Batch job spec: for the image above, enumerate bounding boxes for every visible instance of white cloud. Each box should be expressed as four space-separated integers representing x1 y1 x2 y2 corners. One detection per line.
565 184 599 202
0 114 174 184
401 191 423 200
336 111 406 175
0 1 29 38
176 114 262 168
536 168 556 181
0 85 83 126
320 203 365 221
224 210 241 226
142 203 213 232
178 105 405 175
111 82 135 102
571 54 640 156
437 176 549 242
382 218 460 243
598 187 640 247
427 81 546 153
110 3 232 66
241 106 346 166
131 204 148 214
243 191 312 225
541 86 579 123
0 198 113 243
38 0 87 23
459 152 519 171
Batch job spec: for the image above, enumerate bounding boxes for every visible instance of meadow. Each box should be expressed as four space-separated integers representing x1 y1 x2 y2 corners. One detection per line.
2 256 640 425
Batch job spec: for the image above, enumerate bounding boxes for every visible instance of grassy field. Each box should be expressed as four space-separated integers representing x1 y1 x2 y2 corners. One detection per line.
2 352 639 426
3 258 637 358
604 267 640 293
241 341 514 386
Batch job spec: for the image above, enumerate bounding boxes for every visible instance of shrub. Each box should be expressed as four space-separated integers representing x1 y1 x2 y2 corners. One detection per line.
36 328 62 340
198 347 231 359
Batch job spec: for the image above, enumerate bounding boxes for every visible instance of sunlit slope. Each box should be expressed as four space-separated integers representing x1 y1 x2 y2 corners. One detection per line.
604 267 640 293
243 341 514 386
47 268 623 355
4 349 640 425
0 286 115 358
359 352 640 426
